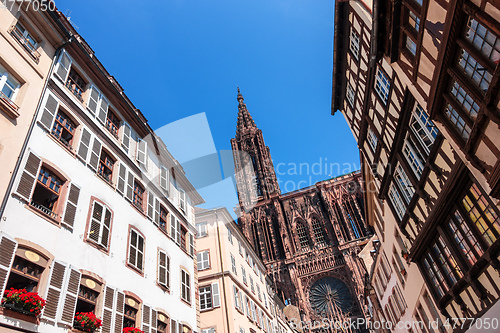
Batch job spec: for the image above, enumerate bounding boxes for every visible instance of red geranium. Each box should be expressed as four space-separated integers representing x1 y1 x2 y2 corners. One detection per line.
74 312 103 332
2 288 46 316
123 328 145 333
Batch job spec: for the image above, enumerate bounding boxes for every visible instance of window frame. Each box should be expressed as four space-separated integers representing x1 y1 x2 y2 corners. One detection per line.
0 65 21 103
181 268 191 304
85 198 113 252
197 250 210 271
157 248 170 290
127 227 145 274
374 67 391 105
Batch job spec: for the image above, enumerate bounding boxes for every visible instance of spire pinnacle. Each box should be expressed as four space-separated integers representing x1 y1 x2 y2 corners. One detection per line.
236 88 256 132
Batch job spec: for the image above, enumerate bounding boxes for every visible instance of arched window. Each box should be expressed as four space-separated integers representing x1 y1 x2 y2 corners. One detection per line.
343 196 364 239
6 246 49 293
251 155 262 197
296 221 310 248
311 217 327 245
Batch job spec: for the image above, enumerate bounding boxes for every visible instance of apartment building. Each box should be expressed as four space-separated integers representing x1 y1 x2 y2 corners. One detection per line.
0 1 65 209
0 7 203 333
332 0 500 331
195 207 296 333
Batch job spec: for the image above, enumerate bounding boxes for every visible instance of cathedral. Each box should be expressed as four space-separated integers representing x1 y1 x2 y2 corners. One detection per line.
231 90 373 328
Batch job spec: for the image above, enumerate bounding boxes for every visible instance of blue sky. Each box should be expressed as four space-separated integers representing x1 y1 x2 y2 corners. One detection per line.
56 0 360 210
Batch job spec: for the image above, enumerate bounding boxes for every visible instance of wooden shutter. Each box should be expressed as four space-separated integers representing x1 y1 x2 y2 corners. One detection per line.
88 137 102 171
151 309 157 333
189 233 194 257
171 320 177 333
87 86 100 116
160 166 169 192
153 198 160 226
97 97 109 124
62 183 80 230
101 207 112 248
0 234 17 297
178 322 183 333
42 260 67 322
176 220 181 245
78 128 92 162
170 215 176 239
39 93 58 131
117 163 126 195
59 266 81 325
166 255 170 289
102 286 115 333
158 250 167 287
147 192 154 220
122 122 131 151
114 291 125 333
55 51 71 82
136 139 147 165
212 282 220 308
15 151 41 202
126 171 134 202
142 304 151 333
88 201 103 244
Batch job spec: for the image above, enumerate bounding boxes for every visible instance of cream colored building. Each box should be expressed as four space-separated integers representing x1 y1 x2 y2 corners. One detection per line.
195 207 296 333
0 1 65 214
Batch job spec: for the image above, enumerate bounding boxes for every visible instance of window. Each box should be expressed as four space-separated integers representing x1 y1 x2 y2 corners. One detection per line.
132 181 144 211
408 11 420 32
402 135 424 179
32 167 63 218
405 36 417 55
410 104 438 154
445 104 471 140
180 225 188 250
394 165 414 204
87 200 112 249
181 269 191 303
227 226 233 244
465 17 500 63
458 48 492 92
75 276 102 313
196 222 208 238
197 251 210 270
311 217 326 244
157 313 169 333
128 228 144 272
250 276 254 293
238 241 243 256
179 188 186 213
105 109 120 138
346 83 355 107
159 205 169 233
296 221 310 248
201 329 215 333
51 111 76 148
241 266 247 285
257 285 261 300
450 81 480 120
6 246 48 293
231 254 237 274
389 185 406 219
233 285 243 311
367 127 378 151
66 68 86 101
158 250 170 289
0 65 20 102
10 21 39 60
123 296 139 328
200 285 212 310
97 150 115 183
349 28 360 60
375 68 390 104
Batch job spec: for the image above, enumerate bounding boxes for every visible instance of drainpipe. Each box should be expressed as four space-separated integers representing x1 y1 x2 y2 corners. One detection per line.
215 209 231 333
369 0 381 69
0 38 72 219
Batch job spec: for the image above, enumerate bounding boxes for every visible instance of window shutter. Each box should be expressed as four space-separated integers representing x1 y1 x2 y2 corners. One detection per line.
160 166 169 192
189 233 194 256
117 163 127 194
212 282 220 308
147 192 154 220
101 207 112 248
142 304 151 333
39 93 58 131
87 86 100 116
59 266 81 325
42 260 67 322
171 320 177 333
238 290 243 311
55 51 72 82
88 137 102 171
122 122 131 151
178 322 183 333
136 139 148 165
176 220 181 245
170 215 176 240
126 171 134 202
97 97 109 124
89 201 103 244
158 250 167 287
114 291 125 333
0 234 17 297
15 151 41 202
166 255 170 289
101 286 115 333
151 309 157 333
78 128 92 162
62 183 80 230
154 198 160 226
233 286 238 309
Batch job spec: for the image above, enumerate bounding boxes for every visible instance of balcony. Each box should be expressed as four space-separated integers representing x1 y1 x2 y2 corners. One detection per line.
30 200 58 220
9 25 40 63
0 92 20 118
65 77 84 102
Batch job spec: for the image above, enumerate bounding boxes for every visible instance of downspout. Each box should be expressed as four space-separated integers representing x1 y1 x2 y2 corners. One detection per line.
215 209 231 333
0 38 72 219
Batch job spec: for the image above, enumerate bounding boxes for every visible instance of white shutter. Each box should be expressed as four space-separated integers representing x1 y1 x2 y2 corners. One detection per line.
42 260 67 323
158 250 168 287
100 206 112 248
170 215 176 240
126 171 134 202
154 198 160 226
212 282 220 308
101 286 115 333
114 291 125 333
160 166 169 192
142 304 151 333
136 139 148 165
55 50 72 82
77 128 92 162
117 163 127 194
151 309 157 333
0 234 18 297
15 151 41 202
171 320 177 333
189 233 194 256
176 220 181 245
59 266 82 325
233 286 239 310
122 122 131 151
87 86 100 116
147 192 154 220
39 93 59 131
62 183 80 231
97 97 109 124
88 137 102 171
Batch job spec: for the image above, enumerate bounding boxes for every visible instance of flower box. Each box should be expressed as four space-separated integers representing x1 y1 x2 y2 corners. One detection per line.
123 327 145 333
1 288 46 319
0 305 40 325
73 312 102 333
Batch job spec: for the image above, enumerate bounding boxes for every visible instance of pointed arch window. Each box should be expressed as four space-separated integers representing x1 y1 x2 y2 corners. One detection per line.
311 217 326 245
343 196 364 239
296 221 310 248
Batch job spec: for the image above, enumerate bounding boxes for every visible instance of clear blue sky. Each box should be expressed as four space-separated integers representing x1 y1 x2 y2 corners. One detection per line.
56 0 360 209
